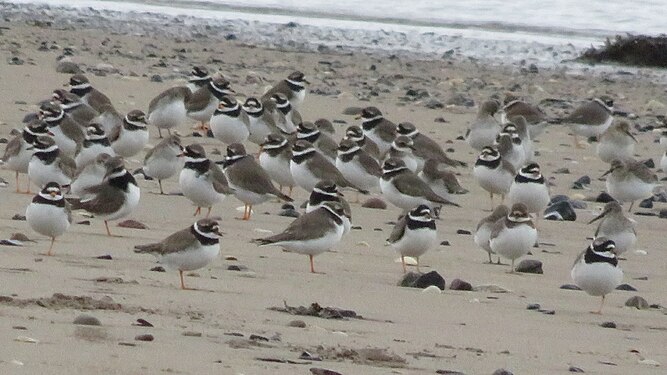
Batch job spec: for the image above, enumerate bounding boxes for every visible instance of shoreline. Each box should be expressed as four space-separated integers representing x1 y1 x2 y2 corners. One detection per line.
4 1 667 82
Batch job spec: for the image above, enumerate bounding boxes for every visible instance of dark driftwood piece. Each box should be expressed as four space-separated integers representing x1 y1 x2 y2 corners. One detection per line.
578 34 667 68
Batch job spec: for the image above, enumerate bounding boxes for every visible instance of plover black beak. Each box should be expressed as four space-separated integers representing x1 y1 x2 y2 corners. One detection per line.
587 210 608 224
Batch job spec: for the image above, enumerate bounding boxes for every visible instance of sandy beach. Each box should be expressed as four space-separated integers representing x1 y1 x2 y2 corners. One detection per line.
1 4 667 375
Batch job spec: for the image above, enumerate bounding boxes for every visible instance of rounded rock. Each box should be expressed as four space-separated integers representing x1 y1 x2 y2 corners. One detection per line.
73 314 101 326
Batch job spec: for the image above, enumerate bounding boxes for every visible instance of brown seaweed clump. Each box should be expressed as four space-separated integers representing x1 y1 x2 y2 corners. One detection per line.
578 34 667 68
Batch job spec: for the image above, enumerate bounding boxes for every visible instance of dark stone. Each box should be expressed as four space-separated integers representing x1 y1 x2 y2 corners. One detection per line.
600 321 616 329
554 167 570 174
643 158 655 168
299 351 322 361
8 56 24 65
440 240 450 246
616 283 637 291
95 255 112 260
456 229 472 235
135 334 154 341
73 314 101 326
437 371 466 375
150 74 163 82
595 192 615 203
568 366 585 372
361 197 387 209
637 212 658 217
11 214 26 221
540 309 556 315
658 209 667 218
528 63 539 73
639 198 654 209
544 201 576 221
351 225 362 230
560 284 581 291
492 369 514 375
515 259 543 274
572 175 591 189
224 33 237 40
227 265 248 271
449 278 472 291
310 368 343 375
150 266 166 272
526 303 541 310
625 296 649 309
412 271 446 290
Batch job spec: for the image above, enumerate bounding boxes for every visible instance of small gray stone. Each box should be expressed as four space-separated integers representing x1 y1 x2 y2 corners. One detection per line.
135 334 154 341
515 259 543 274
424 98 444 109
625 296 649 310
526 303 541 310
361 197 387 209
446 93 475 107
73 314 101 326
568 366 585 372
56 61 81 74
554 167 570 174
492 369 513 375
412 271 445 290
398 272 421 287
449 278 472 291
288 320 306 328
560 284 581 291
600 321 616 329
342 107 363 115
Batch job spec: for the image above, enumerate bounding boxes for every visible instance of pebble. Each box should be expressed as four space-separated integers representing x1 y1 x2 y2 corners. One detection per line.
288 320 306 328
616 283 637 291
227 265 248 271
568 366 585 372
440 240 450 246
446 93 475 107
8 56 25 65
95 255 113 260
182 331 202 337
150 266 166 272
424 98 444 109
594 192 615 203
449 278 473 291
150 74 163 82
554 167 570 174
11 214 26 221
515 259 543 274
422 285 442 294
492 369 514 375
560 284 581 291
456 229 472 235
474 284 511 293
278 208 300 218
600 321 616 329
73 314 101 326
571 175 591 189
55 60 81 74
625 296 649 310
361 197 387 209
643 158 655 168
310 368 343 375
658 209 667 219
342 106 363 115
135 334 154 342
526 303 541 310
437 371 465 375
639 198 653 209
543 201 576 221
412 271 446 290
117 219 148 229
